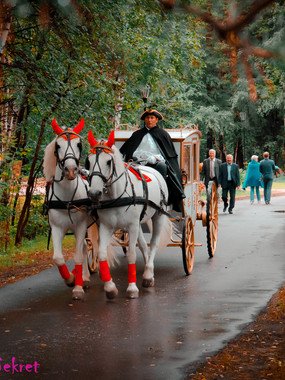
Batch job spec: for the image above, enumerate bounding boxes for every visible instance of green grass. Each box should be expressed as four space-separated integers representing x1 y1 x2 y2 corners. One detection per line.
0 234 76 269
237 174 285 197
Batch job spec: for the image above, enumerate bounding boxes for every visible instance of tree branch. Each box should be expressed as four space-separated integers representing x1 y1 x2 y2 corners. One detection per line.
159 0 277 58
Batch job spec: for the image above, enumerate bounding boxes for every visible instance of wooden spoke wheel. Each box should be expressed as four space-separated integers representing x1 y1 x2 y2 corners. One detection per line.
85 238 98 274
182 216 195 275
206 181 218 258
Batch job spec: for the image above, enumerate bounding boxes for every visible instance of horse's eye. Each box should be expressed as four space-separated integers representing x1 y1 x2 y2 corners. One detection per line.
56 143 60 150
107 159 112 166
77 142 82 151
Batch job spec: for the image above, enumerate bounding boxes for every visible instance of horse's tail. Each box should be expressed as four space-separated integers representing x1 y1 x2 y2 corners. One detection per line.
87 223 119 268
158 215 173 249
107 244 119 268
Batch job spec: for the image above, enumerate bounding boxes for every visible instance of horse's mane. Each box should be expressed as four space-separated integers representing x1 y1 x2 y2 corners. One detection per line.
112 145 125 172
43 139 57 182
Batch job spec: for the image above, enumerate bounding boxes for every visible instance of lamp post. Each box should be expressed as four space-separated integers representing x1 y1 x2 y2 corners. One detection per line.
240 111 246 163
141 84 150 104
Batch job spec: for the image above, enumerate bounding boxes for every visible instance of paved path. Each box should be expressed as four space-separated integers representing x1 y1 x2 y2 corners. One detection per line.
0 196 284 379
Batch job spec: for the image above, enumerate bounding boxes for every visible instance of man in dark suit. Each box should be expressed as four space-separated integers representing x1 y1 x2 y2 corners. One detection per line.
259 151 276 204
219 154 240 214
202 149 222 189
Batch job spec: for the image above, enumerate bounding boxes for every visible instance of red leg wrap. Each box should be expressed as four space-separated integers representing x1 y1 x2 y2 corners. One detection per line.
58 264 71 280
74 264 83 287
128 263 136 283
99 260 111 282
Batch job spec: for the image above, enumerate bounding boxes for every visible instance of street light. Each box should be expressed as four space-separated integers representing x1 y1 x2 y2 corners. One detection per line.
240 111 247 162
141 84 150 104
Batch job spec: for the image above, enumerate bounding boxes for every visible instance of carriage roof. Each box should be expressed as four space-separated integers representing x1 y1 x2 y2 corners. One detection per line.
114 126 202 143
114 126 202 176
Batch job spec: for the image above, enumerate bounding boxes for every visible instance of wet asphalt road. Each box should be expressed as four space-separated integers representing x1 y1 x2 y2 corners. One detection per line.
0 196 285 380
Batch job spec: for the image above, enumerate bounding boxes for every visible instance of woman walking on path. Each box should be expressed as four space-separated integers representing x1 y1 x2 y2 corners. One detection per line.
242 155 263 204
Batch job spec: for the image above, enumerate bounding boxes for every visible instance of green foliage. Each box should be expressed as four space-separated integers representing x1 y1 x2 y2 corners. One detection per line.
2 0 285 247
21 196 49 240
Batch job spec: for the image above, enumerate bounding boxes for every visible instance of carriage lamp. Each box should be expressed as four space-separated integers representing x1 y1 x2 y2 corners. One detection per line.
181 171 188 185
141 84 150 104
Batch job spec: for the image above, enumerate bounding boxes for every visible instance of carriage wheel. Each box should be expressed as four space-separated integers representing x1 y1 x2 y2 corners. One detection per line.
182 216 195 275
85 238 98 274
206 181 219 258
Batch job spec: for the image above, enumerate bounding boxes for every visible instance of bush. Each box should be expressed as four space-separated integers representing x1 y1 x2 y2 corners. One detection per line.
23 195 49 240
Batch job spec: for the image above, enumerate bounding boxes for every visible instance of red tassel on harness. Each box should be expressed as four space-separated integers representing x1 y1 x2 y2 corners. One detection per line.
73 264 83 287
58 264 71 280
128 263 136 283
99 260 111 282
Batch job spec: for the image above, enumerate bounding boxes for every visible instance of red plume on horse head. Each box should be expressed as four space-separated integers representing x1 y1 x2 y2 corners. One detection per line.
51 118 85 136
51 118 64 135
88 130 98 148
73 119 85 134
88 130 115 149
106 130 115 148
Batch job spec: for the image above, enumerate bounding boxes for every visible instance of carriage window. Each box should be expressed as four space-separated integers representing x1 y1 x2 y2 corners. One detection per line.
183 144 191 182
193 143 198 181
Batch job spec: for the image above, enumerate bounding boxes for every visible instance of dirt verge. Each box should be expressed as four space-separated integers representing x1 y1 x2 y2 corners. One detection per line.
188 286 285 379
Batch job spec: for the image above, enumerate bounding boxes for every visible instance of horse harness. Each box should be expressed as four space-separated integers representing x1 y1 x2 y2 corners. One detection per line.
53 130 83 182
87 145 171 221
44 130 91 218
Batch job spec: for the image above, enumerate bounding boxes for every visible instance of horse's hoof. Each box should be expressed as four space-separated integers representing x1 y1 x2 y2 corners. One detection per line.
105 289 118 300
142 278 155 288
126 289 139 299
65 273 75 288
72 288 85 300
83 280 91 289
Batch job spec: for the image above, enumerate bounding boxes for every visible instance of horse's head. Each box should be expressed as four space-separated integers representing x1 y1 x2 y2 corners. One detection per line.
52 118 84 180
87 130 116 201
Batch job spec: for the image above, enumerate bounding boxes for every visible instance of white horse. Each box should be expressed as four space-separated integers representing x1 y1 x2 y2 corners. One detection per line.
87 130 170 299
43 118 95 300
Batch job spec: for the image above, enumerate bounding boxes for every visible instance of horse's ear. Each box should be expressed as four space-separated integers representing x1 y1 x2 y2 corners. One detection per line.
51 118 64 135
88 130 98 147
73 119 84 134
106 130 115 148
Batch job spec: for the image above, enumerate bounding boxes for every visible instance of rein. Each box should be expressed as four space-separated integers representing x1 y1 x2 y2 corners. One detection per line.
89 157 171 219
88 144 176 220
88 146 121 193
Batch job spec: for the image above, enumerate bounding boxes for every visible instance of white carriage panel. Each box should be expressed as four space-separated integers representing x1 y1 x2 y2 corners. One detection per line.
114 130 133 150
183 182 198 224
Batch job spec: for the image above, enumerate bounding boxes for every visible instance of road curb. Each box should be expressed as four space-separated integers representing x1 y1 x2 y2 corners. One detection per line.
236 189 285 201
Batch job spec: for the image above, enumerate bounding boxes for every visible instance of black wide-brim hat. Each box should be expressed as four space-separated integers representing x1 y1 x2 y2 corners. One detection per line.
140 109 163 120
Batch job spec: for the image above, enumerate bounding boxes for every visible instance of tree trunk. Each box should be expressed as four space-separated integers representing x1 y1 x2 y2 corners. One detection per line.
206 129 215 151
14 118 46 245
217 134 226 161
0 3 12 54
235 137 244 167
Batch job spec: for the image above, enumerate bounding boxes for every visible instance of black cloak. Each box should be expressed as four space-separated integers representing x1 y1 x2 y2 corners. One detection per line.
120 126 185 210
